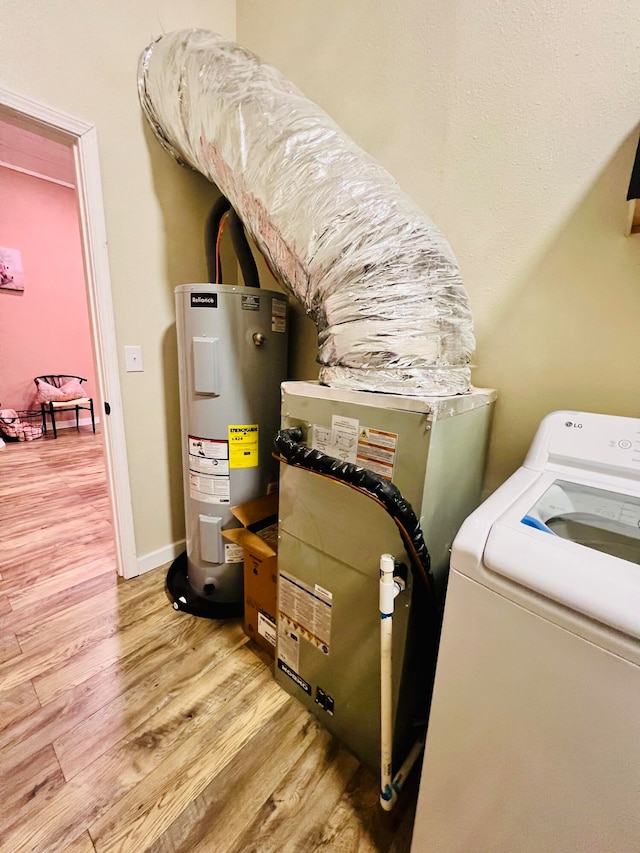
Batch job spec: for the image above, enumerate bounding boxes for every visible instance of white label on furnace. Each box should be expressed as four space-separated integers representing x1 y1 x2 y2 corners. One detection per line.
315 583 333 601
310 418 359 464
189 472 230 504
330 415 359 463
258 611 277 647
277 620 300 670
279 570 331 654
311 425 333 455
356 427 398 481
271 298 287 333
224 543 244 564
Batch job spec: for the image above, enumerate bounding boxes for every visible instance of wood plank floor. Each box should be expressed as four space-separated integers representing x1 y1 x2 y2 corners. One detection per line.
0 428 419 852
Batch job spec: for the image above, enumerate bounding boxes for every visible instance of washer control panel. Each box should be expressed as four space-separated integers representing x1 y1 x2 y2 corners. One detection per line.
526 411 640 477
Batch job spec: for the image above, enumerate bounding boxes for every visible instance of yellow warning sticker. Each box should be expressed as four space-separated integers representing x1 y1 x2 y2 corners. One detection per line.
228 424 259 468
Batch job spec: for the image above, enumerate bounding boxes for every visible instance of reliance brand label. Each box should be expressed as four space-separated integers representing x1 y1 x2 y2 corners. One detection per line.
190 293 218 308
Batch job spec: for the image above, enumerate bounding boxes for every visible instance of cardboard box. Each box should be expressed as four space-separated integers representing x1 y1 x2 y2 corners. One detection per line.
221 491 278 656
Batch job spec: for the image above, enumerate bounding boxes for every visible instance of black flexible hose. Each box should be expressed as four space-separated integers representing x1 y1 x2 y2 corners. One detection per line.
228 209 260 289
204 196 232 283
274 426 440 614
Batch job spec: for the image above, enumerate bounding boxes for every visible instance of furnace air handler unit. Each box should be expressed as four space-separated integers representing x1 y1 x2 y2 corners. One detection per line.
170 283 288 618
275 381 496 771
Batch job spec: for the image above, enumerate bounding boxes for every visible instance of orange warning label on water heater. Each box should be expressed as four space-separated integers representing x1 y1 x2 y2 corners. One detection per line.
228 424 259 468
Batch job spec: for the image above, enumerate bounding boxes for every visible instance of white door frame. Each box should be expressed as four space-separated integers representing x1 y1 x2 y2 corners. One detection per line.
0 86 138 578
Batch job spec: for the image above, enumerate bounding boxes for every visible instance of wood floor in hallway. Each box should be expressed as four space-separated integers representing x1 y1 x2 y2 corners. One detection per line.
0 427 418 852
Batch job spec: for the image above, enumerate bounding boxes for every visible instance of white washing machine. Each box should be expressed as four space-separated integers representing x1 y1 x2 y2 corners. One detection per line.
411 411 640 853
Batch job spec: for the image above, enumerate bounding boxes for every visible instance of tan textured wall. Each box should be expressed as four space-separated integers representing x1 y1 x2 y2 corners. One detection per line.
238 0 640 492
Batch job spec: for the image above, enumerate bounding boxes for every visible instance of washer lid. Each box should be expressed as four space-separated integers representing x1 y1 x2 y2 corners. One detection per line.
523 479 640 566
484 475 640 639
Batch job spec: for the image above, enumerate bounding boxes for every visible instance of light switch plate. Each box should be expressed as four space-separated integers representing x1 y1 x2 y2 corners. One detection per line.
124 345 144 372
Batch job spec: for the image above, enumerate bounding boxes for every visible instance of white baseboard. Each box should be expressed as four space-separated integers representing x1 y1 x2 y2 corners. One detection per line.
136 540 185 576
55 415 101 430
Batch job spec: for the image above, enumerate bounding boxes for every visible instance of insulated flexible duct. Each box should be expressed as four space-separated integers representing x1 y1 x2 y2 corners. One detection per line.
138 29 475 396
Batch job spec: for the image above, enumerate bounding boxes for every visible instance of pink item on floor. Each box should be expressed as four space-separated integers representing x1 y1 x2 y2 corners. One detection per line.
0 409 44 441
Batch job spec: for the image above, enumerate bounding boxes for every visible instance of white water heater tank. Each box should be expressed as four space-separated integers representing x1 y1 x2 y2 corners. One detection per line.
175 283 288 610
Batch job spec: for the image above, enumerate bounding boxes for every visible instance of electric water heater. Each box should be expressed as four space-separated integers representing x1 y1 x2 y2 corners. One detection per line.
171 283 288 617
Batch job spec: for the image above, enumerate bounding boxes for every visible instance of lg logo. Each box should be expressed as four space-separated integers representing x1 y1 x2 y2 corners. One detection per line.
565 421 583 429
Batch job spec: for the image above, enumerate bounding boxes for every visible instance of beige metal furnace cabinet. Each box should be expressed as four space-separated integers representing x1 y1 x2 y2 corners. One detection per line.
274 381 496 773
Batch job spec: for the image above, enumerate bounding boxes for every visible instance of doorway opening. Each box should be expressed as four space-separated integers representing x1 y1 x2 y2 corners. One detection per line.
0 87 136 579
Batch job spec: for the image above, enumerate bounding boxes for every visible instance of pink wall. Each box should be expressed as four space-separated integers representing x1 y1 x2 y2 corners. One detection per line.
0 166 96 415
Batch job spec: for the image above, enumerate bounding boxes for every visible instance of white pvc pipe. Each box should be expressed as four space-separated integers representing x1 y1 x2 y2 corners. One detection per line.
379 552 426 811
390 735 425 800
380 552 397 809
